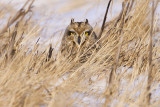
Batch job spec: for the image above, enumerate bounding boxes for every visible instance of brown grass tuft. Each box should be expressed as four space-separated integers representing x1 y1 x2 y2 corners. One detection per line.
0 0 160 107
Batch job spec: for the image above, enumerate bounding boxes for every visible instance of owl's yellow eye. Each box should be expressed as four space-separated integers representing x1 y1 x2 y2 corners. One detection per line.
71 32 75 35
68 31 75 36
85 32 88 35
85 31 90 36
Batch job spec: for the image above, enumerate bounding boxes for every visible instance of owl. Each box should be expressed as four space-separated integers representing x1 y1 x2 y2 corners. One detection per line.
60 19 99 63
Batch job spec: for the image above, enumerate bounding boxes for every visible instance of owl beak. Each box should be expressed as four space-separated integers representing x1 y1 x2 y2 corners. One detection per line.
74 36 81 48
78 36 81 45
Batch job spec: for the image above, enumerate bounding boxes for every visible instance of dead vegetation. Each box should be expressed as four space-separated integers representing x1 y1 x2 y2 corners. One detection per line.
0 0 160 107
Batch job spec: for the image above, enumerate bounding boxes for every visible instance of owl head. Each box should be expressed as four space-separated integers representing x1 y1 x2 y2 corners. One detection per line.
64 18 94 48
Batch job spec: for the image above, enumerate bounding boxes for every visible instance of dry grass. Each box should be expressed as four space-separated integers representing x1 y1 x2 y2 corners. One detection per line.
0 0 160 107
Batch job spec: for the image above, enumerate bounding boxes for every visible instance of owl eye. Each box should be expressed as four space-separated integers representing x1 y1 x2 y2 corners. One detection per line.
85 32 89 35
68 31 75 36
71 32 75 35
84 31 91 35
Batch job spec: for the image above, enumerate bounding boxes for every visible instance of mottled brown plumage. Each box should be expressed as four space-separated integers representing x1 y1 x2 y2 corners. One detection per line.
60 19 99 63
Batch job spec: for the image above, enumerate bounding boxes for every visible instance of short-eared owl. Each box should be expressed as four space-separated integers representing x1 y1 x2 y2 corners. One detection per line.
60 19 99 62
